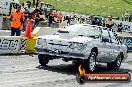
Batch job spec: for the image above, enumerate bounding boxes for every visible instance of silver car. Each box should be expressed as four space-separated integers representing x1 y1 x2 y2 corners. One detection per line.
35 24 128 72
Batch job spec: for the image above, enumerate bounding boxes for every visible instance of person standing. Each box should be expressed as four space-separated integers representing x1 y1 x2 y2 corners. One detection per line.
9 4 24 36
67 15 71 26
32 12 40 30
48 11 54 27
117 23 123 32
124 11 130 21
58 12 63 23
22 7 30 31
105 16 113 29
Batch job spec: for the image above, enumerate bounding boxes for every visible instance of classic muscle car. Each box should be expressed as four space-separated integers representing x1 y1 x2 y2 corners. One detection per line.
35 24 128 72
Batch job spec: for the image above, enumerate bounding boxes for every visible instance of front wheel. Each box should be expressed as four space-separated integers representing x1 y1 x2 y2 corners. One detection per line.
84 51 97 73
107 53 122 70
38 54 49 66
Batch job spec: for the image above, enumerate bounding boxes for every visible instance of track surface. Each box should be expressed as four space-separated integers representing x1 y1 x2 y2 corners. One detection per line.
0 53 132 87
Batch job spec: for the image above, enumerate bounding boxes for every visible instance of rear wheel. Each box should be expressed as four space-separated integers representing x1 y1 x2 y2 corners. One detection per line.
84 51 97 73
107 53 122 70
72 61 82 66
38 54 49 66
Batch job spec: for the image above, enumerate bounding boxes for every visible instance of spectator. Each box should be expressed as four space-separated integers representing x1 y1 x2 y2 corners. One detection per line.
129 14 132 22
105 16 113 29
124 11 130 21
58 12 63 23
92 17 98 25
117 23 123 32
48 11 54 27
32 12 40 30
67 15 71 26
102 19 105 27
79 16 83 24
23 7 30 31
9 4 24 36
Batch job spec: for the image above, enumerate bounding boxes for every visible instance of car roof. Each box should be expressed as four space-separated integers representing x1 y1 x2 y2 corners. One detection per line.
67 24 104 28
64 24 111 33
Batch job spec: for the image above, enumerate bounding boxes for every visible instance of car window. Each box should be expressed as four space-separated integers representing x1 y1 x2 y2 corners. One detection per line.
109 31 120 44
61 25 101 38
102 30 110 38
102 30 111 42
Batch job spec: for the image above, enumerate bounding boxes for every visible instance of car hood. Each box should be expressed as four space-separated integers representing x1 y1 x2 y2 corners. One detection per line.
38 34 93 43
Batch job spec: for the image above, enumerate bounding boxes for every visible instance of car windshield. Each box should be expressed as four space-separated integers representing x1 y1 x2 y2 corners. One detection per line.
58 25 101 37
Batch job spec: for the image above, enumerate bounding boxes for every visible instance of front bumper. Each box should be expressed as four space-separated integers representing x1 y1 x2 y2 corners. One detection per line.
35 48 87 60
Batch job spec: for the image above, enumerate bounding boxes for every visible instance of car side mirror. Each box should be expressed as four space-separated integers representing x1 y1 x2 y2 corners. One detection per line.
102 38 109 42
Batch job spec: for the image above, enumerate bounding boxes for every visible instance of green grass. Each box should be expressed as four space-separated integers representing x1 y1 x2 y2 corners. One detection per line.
20 0 132 18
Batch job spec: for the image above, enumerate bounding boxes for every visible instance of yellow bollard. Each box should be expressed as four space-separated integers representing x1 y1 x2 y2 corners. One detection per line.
25 27 41 53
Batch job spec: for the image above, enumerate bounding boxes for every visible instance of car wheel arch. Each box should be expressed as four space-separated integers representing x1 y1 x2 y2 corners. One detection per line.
83 47 98 72
91 47 98 56
120 52 124 61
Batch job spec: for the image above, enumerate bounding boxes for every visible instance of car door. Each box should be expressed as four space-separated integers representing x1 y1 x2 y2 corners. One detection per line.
109 31 120 59
99 29 113 59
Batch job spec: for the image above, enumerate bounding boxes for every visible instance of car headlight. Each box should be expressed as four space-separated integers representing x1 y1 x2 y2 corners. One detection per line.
37 38 47 48
69 42 86 50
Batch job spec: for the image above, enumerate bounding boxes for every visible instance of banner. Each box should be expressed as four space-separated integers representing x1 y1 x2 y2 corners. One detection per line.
0 37 21 54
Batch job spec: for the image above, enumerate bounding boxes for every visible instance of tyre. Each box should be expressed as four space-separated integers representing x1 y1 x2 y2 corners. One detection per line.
84 51 97 73
72 61 82 66
38 54 49 66
107 53 122 70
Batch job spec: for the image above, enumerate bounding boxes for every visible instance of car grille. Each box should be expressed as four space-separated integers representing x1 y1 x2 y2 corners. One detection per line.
46 39 71 52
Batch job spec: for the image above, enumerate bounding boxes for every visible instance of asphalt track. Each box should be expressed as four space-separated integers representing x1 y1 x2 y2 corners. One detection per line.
0 53 132 87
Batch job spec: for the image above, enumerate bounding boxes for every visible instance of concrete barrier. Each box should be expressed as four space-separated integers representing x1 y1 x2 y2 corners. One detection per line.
0 36 21 54
0 30 11 36
0 27 41 54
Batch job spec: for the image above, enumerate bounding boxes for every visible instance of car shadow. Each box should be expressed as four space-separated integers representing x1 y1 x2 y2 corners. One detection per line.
36 64 77 75
36 63 131 76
